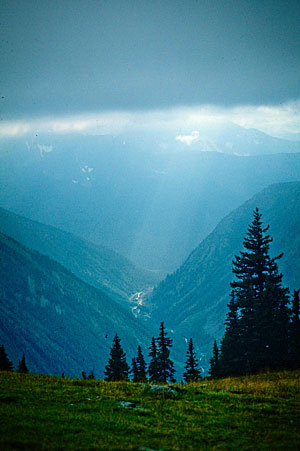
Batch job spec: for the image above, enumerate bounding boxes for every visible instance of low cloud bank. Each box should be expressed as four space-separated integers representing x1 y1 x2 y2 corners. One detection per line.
0 101 299 140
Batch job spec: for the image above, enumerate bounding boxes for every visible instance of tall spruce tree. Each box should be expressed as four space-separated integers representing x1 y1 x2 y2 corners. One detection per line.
17 354 29 373
183 338 201 382
219 208 290 375
156 322 176 383
208 340 219 379
0 345 13 371
148 336 159 382
104 334 129 381
289 289 300 369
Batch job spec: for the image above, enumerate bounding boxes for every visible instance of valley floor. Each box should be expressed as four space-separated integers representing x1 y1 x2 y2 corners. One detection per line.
0 370 299 450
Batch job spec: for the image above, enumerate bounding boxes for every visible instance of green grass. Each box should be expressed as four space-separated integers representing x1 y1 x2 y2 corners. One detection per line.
0 370 300 450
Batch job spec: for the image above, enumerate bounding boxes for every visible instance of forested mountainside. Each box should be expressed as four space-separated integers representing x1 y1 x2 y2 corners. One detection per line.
1 134 300 271
0 233 151 377
0 207 161 307
150 182 300 370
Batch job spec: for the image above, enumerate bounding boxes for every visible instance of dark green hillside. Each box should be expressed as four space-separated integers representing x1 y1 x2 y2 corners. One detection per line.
1 370 299 450
0 233 151 377
0 207 161 306
150 182 300 370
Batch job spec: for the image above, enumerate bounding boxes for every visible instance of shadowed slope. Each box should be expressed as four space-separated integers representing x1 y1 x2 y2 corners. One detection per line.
0 207 161 307
0 233 151 376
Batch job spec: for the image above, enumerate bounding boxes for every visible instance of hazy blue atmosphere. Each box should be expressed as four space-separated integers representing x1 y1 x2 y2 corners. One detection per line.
0 0 300 387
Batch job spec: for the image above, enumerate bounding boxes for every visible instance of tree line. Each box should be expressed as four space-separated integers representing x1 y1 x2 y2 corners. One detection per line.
106 208 299 383
209 208 300 378
0 345 28 373
0 323 202 383
104 321 201 383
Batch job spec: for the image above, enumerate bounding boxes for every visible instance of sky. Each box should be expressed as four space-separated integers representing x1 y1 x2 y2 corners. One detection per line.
1 0 300 137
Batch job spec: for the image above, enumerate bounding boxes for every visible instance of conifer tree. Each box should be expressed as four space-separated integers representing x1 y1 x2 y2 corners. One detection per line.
136 345 147 382
17 354 29 373
104 334 129 381
183 338 201 382
0 345 13 371
87 369 95 380
218 292 242 376
219 208 290 375
130 357 139 382
208 340 219 379
289 289 300 369
156 322 176 383
148 336 159 382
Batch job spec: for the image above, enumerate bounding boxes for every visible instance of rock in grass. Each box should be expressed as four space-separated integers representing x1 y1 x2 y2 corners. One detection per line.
119 401 136 409
118 401 148 414
149 385 177 394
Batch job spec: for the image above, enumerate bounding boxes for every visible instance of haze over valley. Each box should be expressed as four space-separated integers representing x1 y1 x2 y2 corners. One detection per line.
1 0 299 379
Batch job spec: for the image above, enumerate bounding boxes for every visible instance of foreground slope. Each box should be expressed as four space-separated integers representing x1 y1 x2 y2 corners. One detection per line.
1 370 299 450
0 207 161 306
0 233 151 376
150 182 300 368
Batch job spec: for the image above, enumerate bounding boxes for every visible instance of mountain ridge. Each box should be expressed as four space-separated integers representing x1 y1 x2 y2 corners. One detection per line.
0 231 152 377
1 134 300 270
0 207 161 307
149 181 300 370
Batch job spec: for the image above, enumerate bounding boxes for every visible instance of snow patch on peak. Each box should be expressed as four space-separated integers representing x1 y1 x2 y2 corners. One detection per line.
176 131 199 145
81 165 94 173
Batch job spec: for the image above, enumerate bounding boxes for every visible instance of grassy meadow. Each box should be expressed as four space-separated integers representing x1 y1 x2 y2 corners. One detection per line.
0 370 299 450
